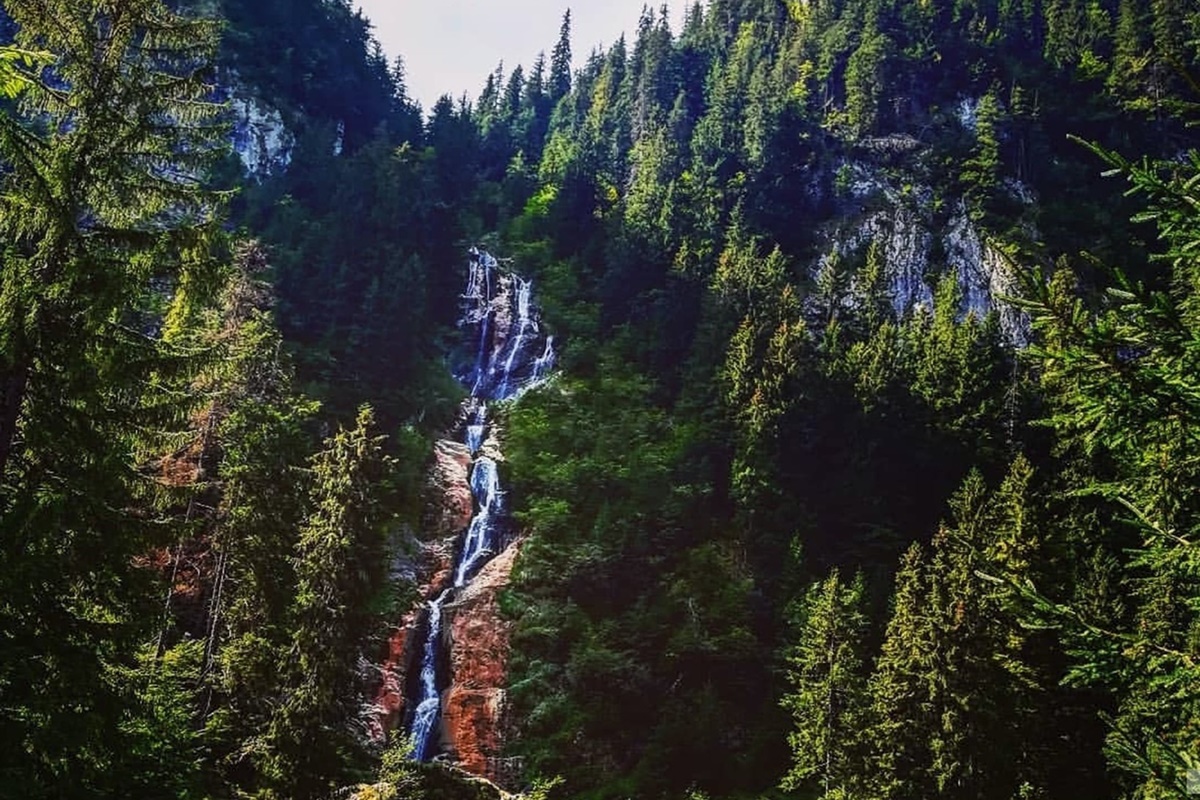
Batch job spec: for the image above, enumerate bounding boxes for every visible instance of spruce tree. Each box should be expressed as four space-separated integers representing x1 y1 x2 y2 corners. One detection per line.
867 543 935 800
0 0 223 475
865 461 1048 799
1023 141 1200 797
843 22 889 137
961 89 1005 223
0 1 223 794
780 571 871 799
260 406 391 799
550 10 573 103
199 244 321 795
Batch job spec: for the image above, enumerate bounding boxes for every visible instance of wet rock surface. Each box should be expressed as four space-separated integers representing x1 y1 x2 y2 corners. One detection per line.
367 535 457 743
367 250 554 787
439 539 522 782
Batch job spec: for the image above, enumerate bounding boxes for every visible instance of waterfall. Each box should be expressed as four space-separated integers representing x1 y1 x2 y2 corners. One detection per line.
531 336 556 383
494 277 533 399
465 406 486 456
404 248 556 761
408 590 448 761
454 457 501 587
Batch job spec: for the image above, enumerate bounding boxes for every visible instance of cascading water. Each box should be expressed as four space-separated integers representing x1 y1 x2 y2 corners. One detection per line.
408 591 448 761
531 336 556 383
495 278 532 399
465 408 486 456
403 248 555 761
454 457 501 587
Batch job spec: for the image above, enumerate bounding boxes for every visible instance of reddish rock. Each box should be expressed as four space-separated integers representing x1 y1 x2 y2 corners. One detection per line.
366 423 522 783
440 539 523 785
418 536 458 599
367 536 458 744
441 688 509 780
366 608 420 742
428 440 473 539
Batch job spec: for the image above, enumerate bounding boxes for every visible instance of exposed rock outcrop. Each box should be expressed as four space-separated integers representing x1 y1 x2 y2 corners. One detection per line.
812 160 1033 343
228 93 294 178
368 535 457 743
439 538 523 786
369 251 552 783
368 438 472 743
429 440 474 539
489 275 515 362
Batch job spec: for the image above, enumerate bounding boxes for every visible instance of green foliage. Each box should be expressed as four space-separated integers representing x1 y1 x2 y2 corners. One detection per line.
780 571 870 799
1016 140 1200 797
116 641 209 800
0 44 47 98
503 370 771 798
4 0 1200 796
218 0 406 147
842 23 890 136
256 406 392 798
960 89 1006 223
0 1 224 793
550 11 573 103
862 460 1055 800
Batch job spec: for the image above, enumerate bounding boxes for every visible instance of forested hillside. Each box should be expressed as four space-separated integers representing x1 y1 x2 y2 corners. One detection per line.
474 2 1199 798
0 0 1197 799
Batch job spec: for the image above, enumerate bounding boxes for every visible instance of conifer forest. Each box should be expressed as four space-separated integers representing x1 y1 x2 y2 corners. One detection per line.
1 0 1199 798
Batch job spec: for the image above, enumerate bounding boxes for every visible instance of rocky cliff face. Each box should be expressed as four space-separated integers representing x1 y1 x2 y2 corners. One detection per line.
367 433 522 788
439 538 523 784
428 440 475 539
813 151 1032 345
368 531 456 743
367 440 466 743
368 251 552 785
225 90 294 178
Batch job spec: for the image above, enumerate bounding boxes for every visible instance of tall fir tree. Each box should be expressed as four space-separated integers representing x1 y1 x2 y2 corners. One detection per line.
1023 141 1200 797
780 571 871 799
0 1 224 794
259 406 391 799
550 10 573 103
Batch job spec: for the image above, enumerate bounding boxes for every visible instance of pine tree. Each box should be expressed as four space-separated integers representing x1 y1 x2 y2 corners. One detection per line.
505 64 526 120
0 0 224 476
260 406 392 799
857 238 894 333
550 10 573 103
1022 141 1200 796
864 461 1049 799
780 571 871 799
388 55 424 143
866 543 935 800
0 1 224 793
961 88 1006 223
1107 0 1146 105
526 51 548 107
199 245 322 796
923 464 1044 798
843 22 890 137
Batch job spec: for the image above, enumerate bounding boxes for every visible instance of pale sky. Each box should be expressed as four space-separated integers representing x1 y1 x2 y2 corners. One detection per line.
353 1 685 112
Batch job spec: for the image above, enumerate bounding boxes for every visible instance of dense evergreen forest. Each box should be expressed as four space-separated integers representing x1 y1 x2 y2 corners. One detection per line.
0 0 1198 798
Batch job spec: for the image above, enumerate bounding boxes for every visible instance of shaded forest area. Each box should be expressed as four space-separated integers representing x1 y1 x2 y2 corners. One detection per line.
0 0 1197 799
